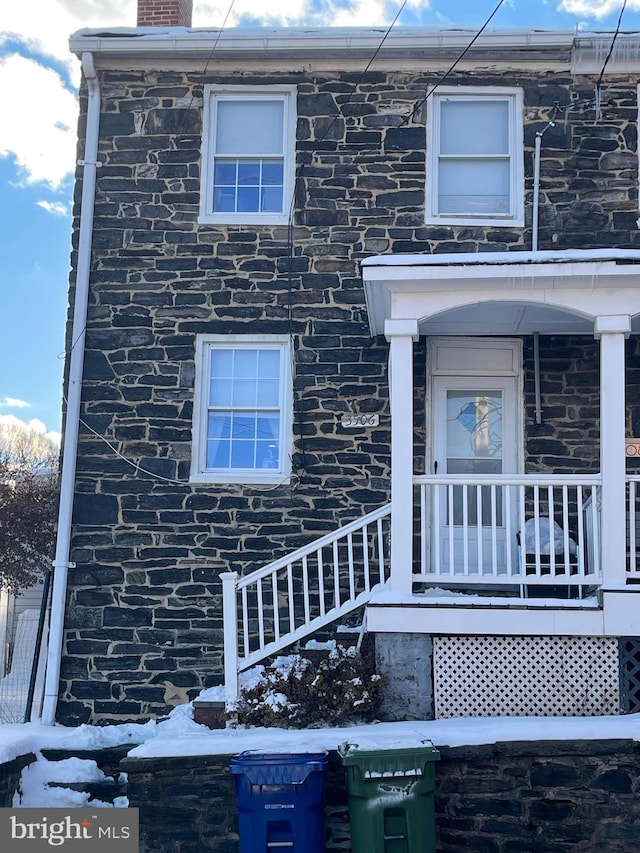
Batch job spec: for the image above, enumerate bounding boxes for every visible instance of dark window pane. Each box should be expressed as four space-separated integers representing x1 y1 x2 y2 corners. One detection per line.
214 160 237 184
256 440 280 469
207 438 230 468
208 413 231 440
213 187 236 212
238 162 261 186
237 186 260 212
262 162 284 185
232 415 256 439
261 186 284 213
231 441 255 469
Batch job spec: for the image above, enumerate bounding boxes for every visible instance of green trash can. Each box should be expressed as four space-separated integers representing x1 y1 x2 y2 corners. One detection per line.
338 742 440 853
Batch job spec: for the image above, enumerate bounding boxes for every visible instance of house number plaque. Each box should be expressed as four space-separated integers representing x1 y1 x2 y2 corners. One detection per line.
340 413 379 428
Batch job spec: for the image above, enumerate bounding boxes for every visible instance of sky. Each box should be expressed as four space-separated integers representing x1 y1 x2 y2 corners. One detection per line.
1 0 640 436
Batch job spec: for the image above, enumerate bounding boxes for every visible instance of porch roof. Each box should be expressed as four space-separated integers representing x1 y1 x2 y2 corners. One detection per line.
362 249 640 337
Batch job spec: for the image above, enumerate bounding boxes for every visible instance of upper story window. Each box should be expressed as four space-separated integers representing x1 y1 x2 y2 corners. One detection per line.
426 87 524 227
191 334 293 484
200 85 297 225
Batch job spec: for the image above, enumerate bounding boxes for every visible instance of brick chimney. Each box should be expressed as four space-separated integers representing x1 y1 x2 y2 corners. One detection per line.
137 0 193 27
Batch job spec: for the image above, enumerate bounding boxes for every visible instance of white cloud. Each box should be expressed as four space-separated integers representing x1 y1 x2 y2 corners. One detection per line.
0 415 42 434
0 398 31 409
0 1 133 70
37 200 71 217
195 0 311 25
0 54 78 189
194 0 429 27
558 0 640 16
331 0 388 26
0 414 61 449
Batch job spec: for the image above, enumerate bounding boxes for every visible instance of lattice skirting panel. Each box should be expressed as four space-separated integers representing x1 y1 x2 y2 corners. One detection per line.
619 638 640 713
433 636 620 718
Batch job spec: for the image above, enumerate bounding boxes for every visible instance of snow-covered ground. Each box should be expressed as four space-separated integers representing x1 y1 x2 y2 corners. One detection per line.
4 703 640 808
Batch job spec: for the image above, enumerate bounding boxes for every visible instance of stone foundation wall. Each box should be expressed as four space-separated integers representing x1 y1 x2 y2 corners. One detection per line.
122 739 640 852
0 754 35 808
61 60 640 723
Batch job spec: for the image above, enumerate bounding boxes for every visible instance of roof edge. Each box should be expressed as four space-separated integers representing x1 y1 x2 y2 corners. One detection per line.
69 25 581 58
361 249 640 270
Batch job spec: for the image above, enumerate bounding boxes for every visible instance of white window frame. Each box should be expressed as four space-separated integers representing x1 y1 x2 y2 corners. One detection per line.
199 85 297 226
191 334 293 484
426 86 524 227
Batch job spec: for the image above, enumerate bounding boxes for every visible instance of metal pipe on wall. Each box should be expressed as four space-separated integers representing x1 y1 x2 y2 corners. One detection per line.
40 52 101 726
533 331 542 425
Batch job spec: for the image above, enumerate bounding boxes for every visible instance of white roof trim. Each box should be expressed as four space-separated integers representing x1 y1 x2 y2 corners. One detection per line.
362 249 640 337
69 26 579 58
362 248 640 269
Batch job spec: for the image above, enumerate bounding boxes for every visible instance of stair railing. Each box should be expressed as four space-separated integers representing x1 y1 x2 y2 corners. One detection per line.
222 504 392 706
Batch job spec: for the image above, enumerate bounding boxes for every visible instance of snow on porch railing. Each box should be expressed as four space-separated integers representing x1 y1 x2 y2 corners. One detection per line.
414 474 601 586
222 504 392 705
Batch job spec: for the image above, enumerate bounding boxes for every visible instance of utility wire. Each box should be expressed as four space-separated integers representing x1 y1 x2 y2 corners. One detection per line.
285 0 410 249
596 0 628 89
285 0 409 478
78 414 185 484
309 0 410 152
62 0 238 484
61 0 237 365
594 0 628 118
398 0 507 128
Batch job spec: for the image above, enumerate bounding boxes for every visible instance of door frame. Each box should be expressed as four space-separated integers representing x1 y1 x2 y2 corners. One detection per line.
425 337 524 575
426 337 524 474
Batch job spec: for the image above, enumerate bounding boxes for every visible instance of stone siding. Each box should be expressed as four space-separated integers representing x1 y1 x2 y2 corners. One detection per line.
0 753 35 808
122 739 640 852
62 62 640 723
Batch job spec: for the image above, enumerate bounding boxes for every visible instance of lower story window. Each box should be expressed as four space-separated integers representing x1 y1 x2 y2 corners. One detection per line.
191 334 292 484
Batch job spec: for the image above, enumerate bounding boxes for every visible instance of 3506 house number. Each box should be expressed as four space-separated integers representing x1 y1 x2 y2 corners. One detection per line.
340 413 379 428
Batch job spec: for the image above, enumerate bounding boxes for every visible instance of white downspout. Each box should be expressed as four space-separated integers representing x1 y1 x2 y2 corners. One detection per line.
532 132 542 253
531 110 558 253
40 52 101 725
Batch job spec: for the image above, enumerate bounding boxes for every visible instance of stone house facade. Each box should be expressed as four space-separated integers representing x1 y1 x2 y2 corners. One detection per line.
43 0 640 726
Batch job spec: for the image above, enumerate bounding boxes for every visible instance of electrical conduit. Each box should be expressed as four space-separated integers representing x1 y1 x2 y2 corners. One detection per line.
41 52 101 725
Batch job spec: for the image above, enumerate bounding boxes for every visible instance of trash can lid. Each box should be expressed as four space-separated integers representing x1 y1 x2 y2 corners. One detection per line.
337 741 440 769
231 752 328 785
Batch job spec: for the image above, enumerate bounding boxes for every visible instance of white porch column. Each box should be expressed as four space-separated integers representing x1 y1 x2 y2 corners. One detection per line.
595 315 631 589
385 319 419 594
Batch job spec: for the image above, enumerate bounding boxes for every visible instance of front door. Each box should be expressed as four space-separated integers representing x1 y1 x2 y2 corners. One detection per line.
431 346 521 576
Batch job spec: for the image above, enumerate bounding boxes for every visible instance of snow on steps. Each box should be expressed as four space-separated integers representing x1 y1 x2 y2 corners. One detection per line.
13 747 130 808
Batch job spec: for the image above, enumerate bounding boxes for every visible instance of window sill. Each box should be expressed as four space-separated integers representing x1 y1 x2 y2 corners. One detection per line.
198 212 290 227
425 214 524 228
190 471 291 486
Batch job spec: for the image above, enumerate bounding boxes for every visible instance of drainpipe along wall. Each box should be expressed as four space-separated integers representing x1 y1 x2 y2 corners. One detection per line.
40 52 101 726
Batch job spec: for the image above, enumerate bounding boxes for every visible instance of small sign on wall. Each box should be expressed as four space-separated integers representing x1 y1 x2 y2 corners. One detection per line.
340 413 380 429
626 439 640 457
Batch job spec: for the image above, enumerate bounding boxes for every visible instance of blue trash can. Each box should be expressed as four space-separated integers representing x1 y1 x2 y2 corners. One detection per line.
231 751 328 853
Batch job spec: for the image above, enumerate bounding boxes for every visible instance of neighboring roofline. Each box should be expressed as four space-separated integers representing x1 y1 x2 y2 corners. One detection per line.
68 25 584 61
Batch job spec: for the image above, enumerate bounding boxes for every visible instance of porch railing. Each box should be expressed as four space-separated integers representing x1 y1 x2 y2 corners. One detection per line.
222 504 392 705
414 474 602 588
627 476 640 576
